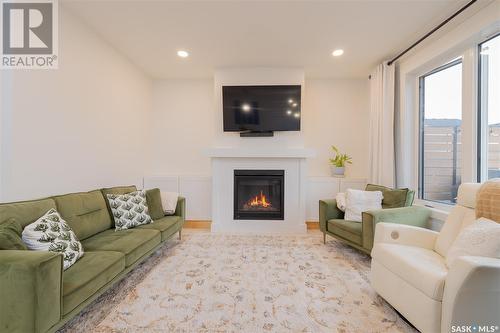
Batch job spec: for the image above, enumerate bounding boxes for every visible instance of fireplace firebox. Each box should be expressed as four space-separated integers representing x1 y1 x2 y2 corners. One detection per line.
234 170 284 220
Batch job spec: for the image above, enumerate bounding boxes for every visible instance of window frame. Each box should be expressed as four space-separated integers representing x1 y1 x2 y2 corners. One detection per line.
477 32 500 182
418 58 463 204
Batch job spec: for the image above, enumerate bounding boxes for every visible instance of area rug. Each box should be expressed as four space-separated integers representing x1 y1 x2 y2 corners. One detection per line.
59 231 417 333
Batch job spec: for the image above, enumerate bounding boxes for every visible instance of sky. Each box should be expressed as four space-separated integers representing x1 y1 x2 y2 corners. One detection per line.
424 34 499 125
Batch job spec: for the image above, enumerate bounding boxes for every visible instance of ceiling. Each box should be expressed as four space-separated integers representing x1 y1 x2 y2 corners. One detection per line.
62 0 484 79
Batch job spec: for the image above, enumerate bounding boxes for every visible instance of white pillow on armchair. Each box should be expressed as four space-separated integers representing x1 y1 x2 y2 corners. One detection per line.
344 189 383 222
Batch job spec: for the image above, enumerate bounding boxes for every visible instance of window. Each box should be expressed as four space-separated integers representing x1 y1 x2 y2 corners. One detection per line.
478 34 500 181
419 59 463 204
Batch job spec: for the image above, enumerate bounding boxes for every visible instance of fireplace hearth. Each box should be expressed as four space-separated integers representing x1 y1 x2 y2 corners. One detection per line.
234 170 284 220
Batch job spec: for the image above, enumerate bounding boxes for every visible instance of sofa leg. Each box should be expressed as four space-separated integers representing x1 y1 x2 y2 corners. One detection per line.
323 233 326 244
178 229 182 240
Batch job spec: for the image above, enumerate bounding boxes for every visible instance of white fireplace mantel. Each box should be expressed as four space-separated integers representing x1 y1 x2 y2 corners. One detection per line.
204 147 316 159
207 147 315 234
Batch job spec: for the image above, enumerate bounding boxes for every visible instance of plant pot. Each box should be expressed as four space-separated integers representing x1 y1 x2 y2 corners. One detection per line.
330 166 345 177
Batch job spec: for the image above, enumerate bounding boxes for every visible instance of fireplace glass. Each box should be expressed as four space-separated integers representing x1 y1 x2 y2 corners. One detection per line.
234 170 284 220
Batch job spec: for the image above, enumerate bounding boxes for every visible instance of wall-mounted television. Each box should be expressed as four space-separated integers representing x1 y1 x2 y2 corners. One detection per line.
222 85 301 136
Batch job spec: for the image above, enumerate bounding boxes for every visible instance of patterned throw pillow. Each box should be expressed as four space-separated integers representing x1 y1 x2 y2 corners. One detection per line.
106 190 153 231
22 209 84 270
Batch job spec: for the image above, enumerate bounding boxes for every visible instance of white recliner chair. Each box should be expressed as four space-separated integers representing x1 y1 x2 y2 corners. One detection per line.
370 183 500 333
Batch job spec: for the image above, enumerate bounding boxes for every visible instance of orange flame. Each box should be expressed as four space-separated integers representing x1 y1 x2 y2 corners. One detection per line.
248 191 271 208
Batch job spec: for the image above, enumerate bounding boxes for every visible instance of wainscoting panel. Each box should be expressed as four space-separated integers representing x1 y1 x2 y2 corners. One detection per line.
179 176 212 220
144 175 366 222
306 177 340 221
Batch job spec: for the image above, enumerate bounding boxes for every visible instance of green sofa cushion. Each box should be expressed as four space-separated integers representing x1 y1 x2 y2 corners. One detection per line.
0 219 27 250
146 188 164 220
327 219 362 245
137 216 181 241
81 229 160 267
0 198 56 229
62 251 125 315
365 184 412 209
53 190 112 241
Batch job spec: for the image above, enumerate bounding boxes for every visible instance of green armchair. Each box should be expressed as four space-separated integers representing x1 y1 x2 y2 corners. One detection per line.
319 184 431 255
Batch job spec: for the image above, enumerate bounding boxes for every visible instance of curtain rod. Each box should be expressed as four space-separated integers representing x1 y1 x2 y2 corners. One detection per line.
387 0 477 66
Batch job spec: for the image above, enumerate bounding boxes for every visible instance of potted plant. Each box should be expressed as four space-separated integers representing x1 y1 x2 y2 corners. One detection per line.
329 145 352 177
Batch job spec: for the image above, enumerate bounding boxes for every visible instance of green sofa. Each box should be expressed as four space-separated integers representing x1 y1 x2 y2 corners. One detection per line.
319 184 431 255
0 185 185 333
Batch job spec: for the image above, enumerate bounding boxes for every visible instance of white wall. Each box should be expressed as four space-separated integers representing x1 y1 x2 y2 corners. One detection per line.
0 7 152 202
148 79 214 175
304 79 370 178
148 77 369 178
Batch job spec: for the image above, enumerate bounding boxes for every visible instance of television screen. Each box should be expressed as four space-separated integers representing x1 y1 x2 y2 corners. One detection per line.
222 85 301 132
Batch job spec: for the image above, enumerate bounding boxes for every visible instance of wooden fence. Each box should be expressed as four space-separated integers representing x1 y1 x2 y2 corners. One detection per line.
422 125 499 203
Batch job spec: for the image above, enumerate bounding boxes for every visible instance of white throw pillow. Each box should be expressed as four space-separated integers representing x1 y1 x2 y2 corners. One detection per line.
107 190 153 230
445 217 500 268
160 191 179 215
344 189 383 222
336 192 346 212
22 209 84 270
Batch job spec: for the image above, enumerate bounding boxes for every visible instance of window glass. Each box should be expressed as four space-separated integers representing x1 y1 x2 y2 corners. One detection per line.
479 34 500 180
419 60 463 204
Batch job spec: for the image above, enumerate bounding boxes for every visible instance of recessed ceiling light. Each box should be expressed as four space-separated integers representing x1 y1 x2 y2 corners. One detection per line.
294 112 300 118
288 99 294 104
332 49 344 57
286 110 292 115
242 103 251 112
177 50 189 58
292 103 297 107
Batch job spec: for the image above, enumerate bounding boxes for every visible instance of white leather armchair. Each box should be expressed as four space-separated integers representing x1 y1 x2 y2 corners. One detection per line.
370 183 500 333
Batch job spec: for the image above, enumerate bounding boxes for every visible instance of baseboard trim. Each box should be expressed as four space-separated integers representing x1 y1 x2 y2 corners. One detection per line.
306 221 319 229
184 220 319 230
184 220 212 229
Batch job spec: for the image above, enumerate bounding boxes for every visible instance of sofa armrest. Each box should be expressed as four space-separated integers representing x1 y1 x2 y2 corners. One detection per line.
362 205 431 251
373 222 439 250
319 199 344 233
442 256 500 332
174 196 186 221
0 250 63 333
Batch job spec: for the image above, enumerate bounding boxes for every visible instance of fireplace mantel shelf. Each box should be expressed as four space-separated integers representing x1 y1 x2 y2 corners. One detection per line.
205 147 316 159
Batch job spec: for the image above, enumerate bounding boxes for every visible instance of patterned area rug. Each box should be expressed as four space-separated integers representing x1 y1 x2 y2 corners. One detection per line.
60 231 417 333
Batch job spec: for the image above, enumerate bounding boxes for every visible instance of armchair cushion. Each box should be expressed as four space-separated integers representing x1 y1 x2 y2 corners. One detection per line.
365 184 413 208
372 243 448 300
327 219 362 245
434 206 476 257
445 218 500 268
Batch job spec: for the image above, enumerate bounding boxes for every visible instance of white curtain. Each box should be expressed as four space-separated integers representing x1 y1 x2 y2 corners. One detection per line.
369 62 395 187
